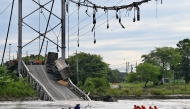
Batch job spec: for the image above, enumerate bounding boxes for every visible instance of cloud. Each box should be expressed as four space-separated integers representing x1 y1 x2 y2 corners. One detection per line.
0 0 190 72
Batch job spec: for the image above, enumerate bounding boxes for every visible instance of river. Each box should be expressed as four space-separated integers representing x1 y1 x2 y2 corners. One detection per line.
0 99 189 109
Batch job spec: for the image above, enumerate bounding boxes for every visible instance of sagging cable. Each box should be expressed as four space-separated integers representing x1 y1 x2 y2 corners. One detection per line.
57 37 59 52
118 10 125 29
104 7 109 29
107 10 109 29
66 0 69 13
133 2 140 21
133 7 136 22
85 2 90 17
94 25 96 44
116 10 119 19
91 5 97 32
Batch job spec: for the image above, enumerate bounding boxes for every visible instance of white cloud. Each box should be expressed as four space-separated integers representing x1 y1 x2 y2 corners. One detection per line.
0 0 190 71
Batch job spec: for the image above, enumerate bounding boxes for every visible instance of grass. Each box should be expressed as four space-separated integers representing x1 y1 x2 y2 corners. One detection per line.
106 81 190 96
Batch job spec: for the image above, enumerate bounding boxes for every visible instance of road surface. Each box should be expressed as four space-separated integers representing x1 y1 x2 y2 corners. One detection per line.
27 65 81 101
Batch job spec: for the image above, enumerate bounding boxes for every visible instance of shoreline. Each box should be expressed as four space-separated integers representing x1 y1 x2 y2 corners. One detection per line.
90 95 190 101
1 95 190 101
0 97 39 101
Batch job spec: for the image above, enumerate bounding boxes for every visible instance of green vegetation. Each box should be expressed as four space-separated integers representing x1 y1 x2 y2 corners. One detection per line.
67 38 190 97
4 38 190 98
0 66 37 98
119 82 190 96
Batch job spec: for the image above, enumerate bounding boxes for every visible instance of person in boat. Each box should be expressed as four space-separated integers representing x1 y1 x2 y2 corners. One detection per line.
134 105 137 109
154 106 158 109
75 104 80 109
141 105 146 109
149 106 153 109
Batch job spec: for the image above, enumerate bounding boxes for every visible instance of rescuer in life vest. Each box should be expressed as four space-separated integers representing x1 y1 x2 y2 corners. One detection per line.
154 106 158 109
149 106 153 109
134 105 137 109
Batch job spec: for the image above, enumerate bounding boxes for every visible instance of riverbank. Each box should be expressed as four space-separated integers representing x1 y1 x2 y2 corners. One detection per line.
0 97 39 101
90 95 190 101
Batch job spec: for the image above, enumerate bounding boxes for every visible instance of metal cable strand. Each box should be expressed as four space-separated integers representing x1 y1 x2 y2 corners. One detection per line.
1 0 15 66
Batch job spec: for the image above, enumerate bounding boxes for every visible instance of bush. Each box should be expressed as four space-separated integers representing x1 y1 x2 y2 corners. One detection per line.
151 89 165 95
129 89 143 96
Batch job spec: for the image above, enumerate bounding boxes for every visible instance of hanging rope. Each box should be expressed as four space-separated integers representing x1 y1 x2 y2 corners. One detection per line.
77 3 80 47
85 2 90 17
94 25 96 44
118 10 125 29
91 4 97 31
156 0 157 18
1 0 15 66
107 10 109 29
133 6 136 22
91 5 97 44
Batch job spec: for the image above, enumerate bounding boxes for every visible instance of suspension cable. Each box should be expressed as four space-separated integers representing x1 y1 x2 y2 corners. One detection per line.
1 0 15 66
68 3 70 58
0 2 12 16
38 0 41 60
38 0 55 57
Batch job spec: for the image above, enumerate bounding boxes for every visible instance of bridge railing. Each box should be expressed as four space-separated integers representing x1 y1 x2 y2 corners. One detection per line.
67 78 91 101
22 61 55 101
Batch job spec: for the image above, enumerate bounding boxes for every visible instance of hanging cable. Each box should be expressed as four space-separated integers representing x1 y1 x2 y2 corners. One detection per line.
118 10 125 28
38 0 41 60
107 10 109 29
38 0 54 57
69 10 125 42
133 6 136 22
1 0 15 66
77 3 80 47
41 8 60 52
68 2 70 58
156 0 157 18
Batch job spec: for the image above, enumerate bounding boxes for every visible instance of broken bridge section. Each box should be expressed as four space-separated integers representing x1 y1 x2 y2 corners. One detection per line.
22 61 90 101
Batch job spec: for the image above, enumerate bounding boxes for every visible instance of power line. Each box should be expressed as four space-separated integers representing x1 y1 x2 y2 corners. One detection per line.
0 2 12 16
10 0 112 53
1 0 15 66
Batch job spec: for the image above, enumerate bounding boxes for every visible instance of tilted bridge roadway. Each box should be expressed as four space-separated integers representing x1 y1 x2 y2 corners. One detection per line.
22 63 90 101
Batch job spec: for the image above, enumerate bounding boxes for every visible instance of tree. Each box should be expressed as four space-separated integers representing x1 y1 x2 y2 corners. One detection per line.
176 38 190 83
66 52 109 85
141 46 181 83
107 69 121 83
136 62 161 87
126 72 138 83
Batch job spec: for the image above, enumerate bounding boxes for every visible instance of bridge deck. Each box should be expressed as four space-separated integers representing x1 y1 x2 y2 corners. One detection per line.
27 65 81 101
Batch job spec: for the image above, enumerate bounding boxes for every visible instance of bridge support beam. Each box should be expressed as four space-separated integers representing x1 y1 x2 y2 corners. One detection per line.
61 0 66 60
18 0 22 77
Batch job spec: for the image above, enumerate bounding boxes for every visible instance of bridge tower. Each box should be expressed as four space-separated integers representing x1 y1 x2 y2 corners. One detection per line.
18 0 66 73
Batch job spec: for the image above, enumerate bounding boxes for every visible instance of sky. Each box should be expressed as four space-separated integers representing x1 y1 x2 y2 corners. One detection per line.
0 0 190 72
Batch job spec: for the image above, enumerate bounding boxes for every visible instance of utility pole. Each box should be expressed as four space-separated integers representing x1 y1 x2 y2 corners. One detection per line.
9 44 11 66
126 61 128 73
18 0 22 78
76 50 79 84
131 64 133 72
61 0 66 60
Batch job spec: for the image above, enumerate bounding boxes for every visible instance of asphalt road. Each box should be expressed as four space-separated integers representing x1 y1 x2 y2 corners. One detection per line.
27 65 81 101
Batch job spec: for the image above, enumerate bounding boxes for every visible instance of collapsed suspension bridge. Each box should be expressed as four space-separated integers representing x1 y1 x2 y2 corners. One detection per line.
0 0 163 101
